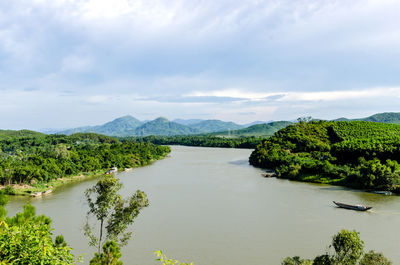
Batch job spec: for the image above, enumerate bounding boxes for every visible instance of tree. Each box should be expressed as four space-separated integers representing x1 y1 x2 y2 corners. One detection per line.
331 229 364 265
281 256 312 265
84 174 149 256
313 254 334 265
281 229 391 265
359 251 392 265
0 194 75 264
89 240 123 265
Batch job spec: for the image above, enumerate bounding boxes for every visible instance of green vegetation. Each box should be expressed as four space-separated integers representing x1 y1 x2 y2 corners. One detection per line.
188 119 243 133
211 121 292 137
0 192 77 264
90 240 123 265
0 129 45 139
59 115 143 136
250 120 400 191
360 112 400 124
334 112 400 124
282 229 391 265
134 117 199 136
84 175 148 264
155 250 193 265
125 135 263 148
0 131 171 194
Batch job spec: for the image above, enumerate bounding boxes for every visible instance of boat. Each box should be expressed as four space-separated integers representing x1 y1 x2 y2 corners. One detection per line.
333 201 372 211
42 189 52 195
372 191 392 195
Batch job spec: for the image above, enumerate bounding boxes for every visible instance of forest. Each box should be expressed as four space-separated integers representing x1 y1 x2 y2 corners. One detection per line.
0 131 171 190
249 120 400 192
124 135 263 148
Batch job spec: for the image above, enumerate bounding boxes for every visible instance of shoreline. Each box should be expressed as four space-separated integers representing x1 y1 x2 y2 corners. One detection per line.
0 170 105 196
263 172 399 195
0 154 170 196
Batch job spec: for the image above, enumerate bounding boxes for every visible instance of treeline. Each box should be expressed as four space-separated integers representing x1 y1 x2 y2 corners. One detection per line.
0 132 171 185
122 135 263 148
250 120 400 192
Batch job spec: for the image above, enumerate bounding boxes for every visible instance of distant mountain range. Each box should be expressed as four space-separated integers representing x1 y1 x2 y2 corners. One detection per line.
59 115 143 136
58 116 249 136
55 112 400 137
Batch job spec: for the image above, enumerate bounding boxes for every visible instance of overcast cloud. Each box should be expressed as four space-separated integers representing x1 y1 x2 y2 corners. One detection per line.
1 0 400 129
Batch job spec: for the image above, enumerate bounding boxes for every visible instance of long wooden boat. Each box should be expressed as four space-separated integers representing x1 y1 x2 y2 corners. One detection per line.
333 201 372 211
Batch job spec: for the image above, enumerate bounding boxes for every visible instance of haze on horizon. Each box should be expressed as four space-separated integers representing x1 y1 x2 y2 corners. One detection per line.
1 0 400 130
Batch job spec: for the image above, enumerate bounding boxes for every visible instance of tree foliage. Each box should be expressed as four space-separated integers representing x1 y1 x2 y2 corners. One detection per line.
0 133 170 187
250 120 400 191
124 135 263 149
0 192 76 264
154 250 193 265
282 229 391 265
84 175 149 259
89 240 123 265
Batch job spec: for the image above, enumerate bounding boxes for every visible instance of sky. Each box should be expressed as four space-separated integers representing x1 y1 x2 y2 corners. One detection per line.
1 0 400 130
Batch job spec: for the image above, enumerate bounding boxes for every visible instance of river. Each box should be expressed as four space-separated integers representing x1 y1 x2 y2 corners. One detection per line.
6 146 400 264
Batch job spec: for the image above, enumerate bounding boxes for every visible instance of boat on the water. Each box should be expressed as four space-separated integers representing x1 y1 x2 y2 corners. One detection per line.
372 191 392 195
333 201 372 211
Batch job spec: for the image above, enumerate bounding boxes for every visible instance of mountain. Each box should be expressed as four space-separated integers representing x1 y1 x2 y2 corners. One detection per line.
241 120 274 127
133 117 199 136
58 115 143 136
188 120 244 133
173 119 204 125
0 129 45 139
331 112 400 124
359 112 400 124
211 121 293 137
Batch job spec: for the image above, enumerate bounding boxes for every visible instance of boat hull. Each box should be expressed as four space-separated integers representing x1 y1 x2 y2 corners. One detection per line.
333 201 372 211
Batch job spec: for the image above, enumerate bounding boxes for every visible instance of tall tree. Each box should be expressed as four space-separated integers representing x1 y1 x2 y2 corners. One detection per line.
84 175 149 257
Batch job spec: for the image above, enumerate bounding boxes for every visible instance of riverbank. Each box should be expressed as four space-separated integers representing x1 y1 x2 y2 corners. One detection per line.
0 170 104 196
0 154 170 196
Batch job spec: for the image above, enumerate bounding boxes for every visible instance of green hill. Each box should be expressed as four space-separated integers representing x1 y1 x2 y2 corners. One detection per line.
58 115 143 136
133 117 199 136
359 112 400 124
0 129 44 139
188 119 243 133
250 120 400 192
332 112 400 124
212 121 292 137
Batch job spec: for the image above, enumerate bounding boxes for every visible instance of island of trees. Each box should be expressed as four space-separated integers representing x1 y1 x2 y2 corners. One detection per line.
250 120 400 192
0 131 170 194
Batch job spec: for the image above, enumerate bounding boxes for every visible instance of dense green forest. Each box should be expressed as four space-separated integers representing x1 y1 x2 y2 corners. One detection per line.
124 135 263 148
250 120 400 192
0 131 170 190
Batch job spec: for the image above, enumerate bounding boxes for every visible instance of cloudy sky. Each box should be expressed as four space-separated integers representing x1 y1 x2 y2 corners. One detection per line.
1 0 400 129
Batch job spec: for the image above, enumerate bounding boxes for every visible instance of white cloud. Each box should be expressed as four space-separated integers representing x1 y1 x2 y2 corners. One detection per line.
186 87 400 103
61 54 92 72
279 87 400 102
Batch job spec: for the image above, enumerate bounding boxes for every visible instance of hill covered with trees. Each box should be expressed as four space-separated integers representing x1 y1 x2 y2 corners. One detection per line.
211 121 292 137
250 120 400 192
0 131 170 193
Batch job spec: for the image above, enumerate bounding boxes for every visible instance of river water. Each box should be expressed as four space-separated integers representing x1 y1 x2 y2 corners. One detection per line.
6 146 400 264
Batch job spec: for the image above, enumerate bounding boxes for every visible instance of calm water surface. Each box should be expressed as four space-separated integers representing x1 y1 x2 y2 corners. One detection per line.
6 146 400 264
